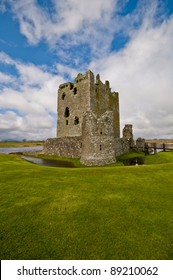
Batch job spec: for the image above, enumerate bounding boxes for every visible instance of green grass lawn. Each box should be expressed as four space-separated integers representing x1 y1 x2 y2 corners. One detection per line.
0 152 173 260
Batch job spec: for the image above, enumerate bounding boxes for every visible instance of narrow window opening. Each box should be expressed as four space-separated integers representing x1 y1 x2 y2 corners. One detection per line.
66 120 68 125
74 87 77 95
70 83 73 90
74 116 79 125
100 145 102 151
64 107 70 117
62 93 66 100
100 130 102 135
80 143 82 148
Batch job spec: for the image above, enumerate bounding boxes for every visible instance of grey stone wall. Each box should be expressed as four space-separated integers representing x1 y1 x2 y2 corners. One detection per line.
122 124 135 147
43 135 130 165
136 137 145 151
57 70 94 138
43 137 82 158
114 138 130 156
80 111 116 166
57 70 120 139
94 74 120 138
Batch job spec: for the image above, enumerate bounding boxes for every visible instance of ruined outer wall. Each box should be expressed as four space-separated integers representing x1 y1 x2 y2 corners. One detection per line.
136 138 145 151
123 124 133 140
57 70 94 138
114 138 130 156
43 136 129 162
43 137 82 158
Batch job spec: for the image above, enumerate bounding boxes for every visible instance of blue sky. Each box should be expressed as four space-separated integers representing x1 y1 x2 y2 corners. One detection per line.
0 0 173 140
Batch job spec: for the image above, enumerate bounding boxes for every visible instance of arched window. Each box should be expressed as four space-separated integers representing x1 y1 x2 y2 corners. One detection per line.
74 116 79 125
74 87 77 95
62 93 66 100
64 107 70 117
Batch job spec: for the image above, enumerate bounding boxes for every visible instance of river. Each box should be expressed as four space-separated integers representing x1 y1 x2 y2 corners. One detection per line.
22 156 75 168
0 146 75 168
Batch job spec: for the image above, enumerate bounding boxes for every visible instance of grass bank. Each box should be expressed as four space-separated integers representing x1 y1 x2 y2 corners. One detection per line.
0 152 173 259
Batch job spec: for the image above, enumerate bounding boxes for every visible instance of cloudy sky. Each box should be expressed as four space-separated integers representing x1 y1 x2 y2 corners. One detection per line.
0 0 173 141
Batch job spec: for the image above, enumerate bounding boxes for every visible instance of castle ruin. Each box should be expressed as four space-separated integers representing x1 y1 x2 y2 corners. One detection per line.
43 70 130 165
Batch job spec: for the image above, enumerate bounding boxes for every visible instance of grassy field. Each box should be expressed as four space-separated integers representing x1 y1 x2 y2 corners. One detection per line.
0 141 43 147
146 139 173 144
0 152 173 260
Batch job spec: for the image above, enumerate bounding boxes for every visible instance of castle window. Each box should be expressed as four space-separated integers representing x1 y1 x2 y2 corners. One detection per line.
66 120 68 125
64 107 70 117
100 130 102 135
74 87 77 95
62 93 66 100
70 83 73 90
74 116 79 125
100 145 102 151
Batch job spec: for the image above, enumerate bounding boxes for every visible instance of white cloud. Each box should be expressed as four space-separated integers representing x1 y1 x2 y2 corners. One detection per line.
9 0 47 45
0 51 14 65
90 10 173 139
0 72 15 84
52 0 115 34
0 52 65 140
5 0 118 60
16 63 51 86
0 111 23 131
1 0 173 141
0 110 55 140
55 64 78 80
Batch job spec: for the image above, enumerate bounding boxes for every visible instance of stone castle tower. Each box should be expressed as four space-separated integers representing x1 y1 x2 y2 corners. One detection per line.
57 70 120 138
43 70 130 166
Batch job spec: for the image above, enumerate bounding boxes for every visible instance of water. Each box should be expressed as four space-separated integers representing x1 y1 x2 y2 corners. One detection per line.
22 156 75 168
0 146 43 154
122 157 145 166
0 146 75 168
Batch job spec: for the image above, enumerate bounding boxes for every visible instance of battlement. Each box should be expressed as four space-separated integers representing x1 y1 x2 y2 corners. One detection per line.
58 70 118 99
59 82 73 90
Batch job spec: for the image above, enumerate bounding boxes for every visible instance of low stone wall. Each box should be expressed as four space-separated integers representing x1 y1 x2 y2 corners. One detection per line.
80 156 116 166
136 138 145 151
114 138 130 156
43 136 82 158
43 136 130 165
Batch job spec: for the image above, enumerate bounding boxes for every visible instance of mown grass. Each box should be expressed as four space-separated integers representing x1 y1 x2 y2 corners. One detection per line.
0 152 173 260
